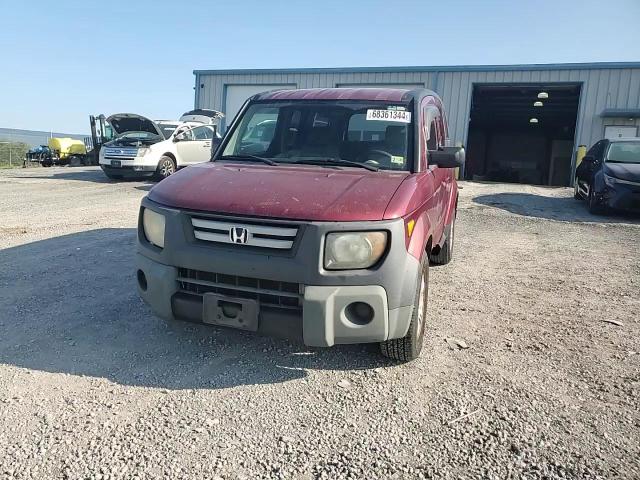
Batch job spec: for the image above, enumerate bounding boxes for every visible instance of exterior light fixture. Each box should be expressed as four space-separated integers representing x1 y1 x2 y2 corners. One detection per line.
534 101 543 107
537 92 548 99
529 118 539 124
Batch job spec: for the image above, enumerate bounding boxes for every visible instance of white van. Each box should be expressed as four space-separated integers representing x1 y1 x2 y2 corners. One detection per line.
99 109 223 180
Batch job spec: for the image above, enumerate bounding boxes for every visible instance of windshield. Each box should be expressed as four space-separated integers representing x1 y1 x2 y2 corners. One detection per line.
157 122 179 139
606 142 640 164
220 101 413 171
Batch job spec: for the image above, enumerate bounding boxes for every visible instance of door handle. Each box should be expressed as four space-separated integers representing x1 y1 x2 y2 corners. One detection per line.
204 143 211 147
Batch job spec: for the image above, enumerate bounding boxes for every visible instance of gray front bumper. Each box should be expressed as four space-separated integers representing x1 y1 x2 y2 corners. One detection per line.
136 198 420 346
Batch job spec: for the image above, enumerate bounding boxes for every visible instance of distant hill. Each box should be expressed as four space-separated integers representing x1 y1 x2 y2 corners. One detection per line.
0 127 89 148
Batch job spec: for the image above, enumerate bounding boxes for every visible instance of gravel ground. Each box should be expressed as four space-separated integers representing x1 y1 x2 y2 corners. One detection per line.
0 166 639 480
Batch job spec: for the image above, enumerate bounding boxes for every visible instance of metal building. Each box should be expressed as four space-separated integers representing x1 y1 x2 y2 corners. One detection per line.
193 62 640 186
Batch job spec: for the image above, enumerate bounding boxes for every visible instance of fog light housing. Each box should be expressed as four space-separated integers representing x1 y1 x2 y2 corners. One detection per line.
344 302 374 325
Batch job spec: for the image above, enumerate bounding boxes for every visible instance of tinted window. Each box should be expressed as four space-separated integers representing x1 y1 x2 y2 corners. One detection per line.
427 120 438 151
192 126 213 140
158 123 179 139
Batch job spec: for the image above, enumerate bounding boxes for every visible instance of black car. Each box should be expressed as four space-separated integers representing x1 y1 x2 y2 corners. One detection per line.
574 138 640 214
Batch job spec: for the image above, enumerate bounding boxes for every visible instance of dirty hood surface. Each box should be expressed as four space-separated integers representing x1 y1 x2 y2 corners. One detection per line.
148 162 409 221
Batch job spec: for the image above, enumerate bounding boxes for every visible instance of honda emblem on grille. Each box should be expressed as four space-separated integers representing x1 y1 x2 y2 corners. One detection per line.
230 227 249 244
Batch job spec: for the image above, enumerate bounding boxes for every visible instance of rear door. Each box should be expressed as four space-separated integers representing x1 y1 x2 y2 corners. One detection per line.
175 126 213 165
422 99 449 241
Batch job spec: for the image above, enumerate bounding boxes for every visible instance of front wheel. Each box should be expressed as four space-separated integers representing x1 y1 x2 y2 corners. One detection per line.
380 256 429 362
154 156 176 181
587 182 605 215
573 179 582 200
430 215 455 265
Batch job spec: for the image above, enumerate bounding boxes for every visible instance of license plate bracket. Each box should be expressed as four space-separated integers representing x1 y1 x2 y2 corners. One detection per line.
202 293 258 331
111 160 121 167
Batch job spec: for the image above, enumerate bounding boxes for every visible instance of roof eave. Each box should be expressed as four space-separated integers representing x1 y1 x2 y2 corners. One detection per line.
600 108 640 118
193 61 640 76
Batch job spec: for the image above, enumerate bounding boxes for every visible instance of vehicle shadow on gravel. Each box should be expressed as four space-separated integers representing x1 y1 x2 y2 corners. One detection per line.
0 229 390 391
8 168 154 186
473 192 640 224
7 168 108 183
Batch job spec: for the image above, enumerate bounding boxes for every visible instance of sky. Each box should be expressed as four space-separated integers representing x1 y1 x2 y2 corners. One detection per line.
0 0 639 133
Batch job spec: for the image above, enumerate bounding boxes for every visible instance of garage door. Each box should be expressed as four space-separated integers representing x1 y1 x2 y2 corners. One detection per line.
604 125 638 140
224 84 295 128
335 83 424 89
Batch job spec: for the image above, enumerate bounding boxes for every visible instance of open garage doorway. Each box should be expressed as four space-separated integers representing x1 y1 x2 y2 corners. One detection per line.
465 83 581 186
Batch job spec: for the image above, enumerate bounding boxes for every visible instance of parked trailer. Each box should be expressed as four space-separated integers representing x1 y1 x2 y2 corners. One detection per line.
23 115 111 167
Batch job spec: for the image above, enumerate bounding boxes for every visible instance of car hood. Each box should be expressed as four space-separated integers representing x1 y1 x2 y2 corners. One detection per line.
604 162 640 183
148 162 409 221
106 113 164 138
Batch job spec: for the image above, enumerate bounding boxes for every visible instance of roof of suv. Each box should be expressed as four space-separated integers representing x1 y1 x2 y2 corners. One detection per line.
255 87 434 102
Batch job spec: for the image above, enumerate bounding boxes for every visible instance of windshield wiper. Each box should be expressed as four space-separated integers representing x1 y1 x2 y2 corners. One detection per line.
290 158 379 172
217 154 277 166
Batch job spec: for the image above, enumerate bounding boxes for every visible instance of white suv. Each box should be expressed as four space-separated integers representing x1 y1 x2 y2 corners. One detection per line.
99 110 223 180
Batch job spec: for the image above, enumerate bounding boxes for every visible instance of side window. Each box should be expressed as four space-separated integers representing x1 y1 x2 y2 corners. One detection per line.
176 126 194 141
192 126 213 140
427 119 438 151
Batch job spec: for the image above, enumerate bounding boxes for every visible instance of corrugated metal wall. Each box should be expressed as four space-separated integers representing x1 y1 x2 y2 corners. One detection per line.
195 64 640 173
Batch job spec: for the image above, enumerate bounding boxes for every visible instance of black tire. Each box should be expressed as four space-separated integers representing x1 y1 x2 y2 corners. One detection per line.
587 182 604 215
154 155 176 181
573 179 582 200
380 255 429 362
430 215 455 265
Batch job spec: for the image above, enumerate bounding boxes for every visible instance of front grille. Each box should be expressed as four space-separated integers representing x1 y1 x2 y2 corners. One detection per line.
191 217 298 250
177 268 303 311
103 147 138 160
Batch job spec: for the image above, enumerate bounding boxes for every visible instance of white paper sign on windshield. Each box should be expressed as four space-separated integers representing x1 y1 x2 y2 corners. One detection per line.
366 109 412 123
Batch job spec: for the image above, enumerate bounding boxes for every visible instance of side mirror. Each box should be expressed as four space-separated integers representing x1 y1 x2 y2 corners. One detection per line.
173 133 186 142
429 147 465 169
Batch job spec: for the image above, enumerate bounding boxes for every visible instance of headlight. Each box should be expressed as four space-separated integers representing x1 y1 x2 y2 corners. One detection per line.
137 147 150 157
142 208 165 248
324 231 388 270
